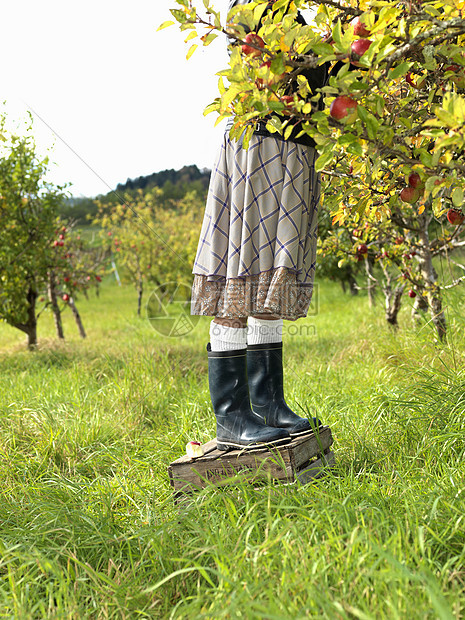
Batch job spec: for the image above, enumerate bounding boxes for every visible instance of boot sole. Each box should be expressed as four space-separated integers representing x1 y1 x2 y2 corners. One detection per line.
289 423 323 437
217 435 291 452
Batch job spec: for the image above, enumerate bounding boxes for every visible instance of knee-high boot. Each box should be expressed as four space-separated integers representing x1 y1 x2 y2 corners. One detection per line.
247 342 321 436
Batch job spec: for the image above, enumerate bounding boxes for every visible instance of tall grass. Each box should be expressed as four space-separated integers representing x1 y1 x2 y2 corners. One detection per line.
0 279 464 618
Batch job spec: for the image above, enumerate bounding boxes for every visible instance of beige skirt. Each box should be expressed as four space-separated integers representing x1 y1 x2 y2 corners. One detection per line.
190 133 320 320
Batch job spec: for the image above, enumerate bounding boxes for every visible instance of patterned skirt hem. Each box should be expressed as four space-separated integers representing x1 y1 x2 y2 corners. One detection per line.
190 266 314 321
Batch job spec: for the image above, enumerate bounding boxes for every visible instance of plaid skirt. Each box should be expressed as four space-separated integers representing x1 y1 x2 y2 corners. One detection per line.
190 133 320 320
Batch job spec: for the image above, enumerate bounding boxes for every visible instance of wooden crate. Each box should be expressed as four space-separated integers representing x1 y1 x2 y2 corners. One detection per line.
168 425 334 500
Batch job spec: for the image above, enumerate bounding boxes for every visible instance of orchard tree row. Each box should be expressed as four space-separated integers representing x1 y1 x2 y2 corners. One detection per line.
93 188 204 315
166 0 465 339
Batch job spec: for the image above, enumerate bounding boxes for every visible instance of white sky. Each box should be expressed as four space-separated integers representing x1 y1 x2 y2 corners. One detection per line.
2 1 316 199
1 0 230 197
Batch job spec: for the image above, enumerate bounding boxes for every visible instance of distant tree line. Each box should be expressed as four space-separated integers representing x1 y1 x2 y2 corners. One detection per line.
59 164 211 223
116 164 211 196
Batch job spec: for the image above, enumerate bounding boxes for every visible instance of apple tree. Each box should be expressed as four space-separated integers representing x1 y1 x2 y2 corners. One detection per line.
38 223 108 340
0 125 68 349
166 0 465 338
94 188 204 315
319 202 465 338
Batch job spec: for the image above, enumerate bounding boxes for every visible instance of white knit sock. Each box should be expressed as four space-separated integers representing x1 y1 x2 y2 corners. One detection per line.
209 321 247 352
247 317 283 345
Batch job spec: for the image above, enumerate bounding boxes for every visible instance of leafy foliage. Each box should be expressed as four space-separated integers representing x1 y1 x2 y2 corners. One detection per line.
167 0 465 337
93 188 204 313
0 119 107 347
168 0 465 222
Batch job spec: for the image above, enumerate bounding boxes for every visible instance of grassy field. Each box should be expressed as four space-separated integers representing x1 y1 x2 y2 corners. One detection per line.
0 278 464 618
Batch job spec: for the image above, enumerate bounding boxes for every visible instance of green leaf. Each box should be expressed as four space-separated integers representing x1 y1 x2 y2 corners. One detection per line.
388 62 410 80
332 20 342 47
284 125 294 141
452 187 464 208
347 142 364 157
170 9 187 23
269 101 286 112
315 149 334 173
202 32 218 46
271 55 286 76
265 116 282 134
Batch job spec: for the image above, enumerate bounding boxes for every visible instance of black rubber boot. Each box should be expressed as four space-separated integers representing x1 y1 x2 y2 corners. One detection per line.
247 342 322 436
207 343 291 451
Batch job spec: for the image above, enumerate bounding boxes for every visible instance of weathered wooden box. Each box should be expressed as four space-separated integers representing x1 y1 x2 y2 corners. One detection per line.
168 425 334 500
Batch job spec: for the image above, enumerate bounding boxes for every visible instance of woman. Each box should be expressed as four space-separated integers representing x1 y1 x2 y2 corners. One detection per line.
190 0 327 451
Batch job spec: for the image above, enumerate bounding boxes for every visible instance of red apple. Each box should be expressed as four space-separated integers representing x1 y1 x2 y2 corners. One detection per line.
400 186 420 204
329 96 358 124
444 64 465 89
351 39 372 66
59 234 65 240
406 72 426 90
406 72 415 87
58 240 64 247
280 95 294 115
241 33 265 58
64 276 70 283
446 208 464 225
96 275 102 282
408 289 417 298
408 172 424 189
62 294 70 302
350 16 371 38
357 243 368 255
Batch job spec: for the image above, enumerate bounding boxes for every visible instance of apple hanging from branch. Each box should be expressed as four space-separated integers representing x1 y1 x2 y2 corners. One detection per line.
350 16 371 38
351 39 372 67
446 208 464 225
241 33 265 58
329 95 358 124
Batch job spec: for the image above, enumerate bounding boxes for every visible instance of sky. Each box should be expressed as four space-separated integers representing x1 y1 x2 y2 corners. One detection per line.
1 0 231 198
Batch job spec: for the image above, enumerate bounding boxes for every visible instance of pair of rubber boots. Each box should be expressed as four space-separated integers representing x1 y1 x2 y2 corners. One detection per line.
207 342 320 451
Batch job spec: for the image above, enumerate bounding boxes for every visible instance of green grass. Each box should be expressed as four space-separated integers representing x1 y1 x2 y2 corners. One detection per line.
0 279 464 618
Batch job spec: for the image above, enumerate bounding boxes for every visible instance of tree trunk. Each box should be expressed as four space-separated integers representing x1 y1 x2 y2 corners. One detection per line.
68 297 86 338
48 271 65 340
383 283 405 328
364 256 376 308
137 277 143 317
12 285 38 349
347 272 358 296
418 221 447 340
25 285 38 349
411 294 428 326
